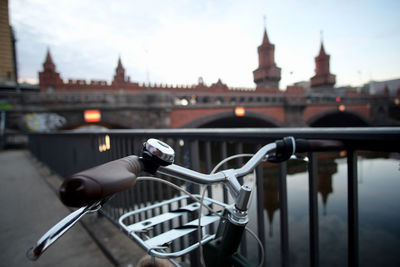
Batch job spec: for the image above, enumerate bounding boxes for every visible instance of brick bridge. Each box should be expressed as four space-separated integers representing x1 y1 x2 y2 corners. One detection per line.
1 90 399 133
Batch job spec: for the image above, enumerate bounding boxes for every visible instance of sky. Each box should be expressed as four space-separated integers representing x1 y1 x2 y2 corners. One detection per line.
9 0 400 89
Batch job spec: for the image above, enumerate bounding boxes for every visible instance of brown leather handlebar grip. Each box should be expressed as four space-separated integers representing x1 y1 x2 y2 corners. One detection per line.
59 155 143 207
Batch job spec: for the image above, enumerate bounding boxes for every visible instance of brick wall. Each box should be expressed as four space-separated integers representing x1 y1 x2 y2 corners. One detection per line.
170 106 285 128
303 104 370 122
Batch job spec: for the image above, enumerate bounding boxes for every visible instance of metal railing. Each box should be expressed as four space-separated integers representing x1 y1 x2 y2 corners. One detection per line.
28 128 400 267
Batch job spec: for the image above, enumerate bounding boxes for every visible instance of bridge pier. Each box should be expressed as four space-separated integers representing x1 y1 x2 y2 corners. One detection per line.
284 103 307 127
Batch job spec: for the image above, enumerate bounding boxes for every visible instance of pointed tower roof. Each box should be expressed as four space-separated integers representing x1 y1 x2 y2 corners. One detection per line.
262 28 270 45
45 48 54 64
117 56 123 69
318 42 328 57
43 48 56 72
317 31 328 57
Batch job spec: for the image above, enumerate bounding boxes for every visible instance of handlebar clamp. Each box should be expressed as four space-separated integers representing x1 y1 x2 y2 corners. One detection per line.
268 136 296 163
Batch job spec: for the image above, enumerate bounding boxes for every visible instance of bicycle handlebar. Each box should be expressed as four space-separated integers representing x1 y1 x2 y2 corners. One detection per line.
59 138 344 208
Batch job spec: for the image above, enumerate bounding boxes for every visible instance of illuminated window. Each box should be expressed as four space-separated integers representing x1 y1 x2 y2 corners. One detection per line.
235 107 245 117
84 110 101 122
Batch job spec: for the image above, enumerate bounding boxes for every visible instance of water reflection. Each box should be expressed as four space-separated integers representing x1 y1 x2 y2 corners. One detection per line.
262 155 338 239
263 175 279 237
261 152 400 267
317 158 336 216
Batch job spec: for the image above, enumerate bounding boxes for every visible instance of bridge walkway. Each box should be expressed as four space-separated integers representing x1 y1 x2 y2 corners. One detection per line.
0 150 146 267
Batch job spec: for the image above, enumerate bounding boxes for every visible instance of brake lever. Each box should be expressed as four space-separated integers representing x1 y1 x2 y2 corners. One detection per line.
27 201 103 261
289 155 309 162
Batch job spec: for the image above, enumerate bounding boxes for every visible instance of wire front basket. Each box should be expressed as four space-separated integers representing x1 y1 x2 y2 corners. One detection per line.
118 195 229 258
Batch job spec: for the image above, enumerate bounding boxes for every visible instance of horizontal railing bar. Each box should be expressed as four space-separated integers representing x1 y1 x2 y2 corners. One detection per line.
27 127 400 139
28 127 400 151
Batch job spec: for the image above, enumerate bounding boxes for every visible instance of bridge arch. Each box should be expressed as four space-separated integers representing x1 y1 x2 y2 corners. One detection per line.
307 109 369 127
181 111 283 128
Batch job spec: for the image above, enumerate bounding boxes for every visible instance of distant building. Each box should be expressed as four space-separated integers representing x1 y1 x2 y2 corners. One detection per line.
0 0 16 84
360 78 400 96
0 0 39 92
293 81 311 92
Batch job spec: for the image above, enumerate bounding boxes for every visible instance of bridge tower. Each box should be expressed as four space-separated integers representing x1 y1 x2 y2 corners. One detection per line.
310 38 336 91
253 27 281 90
38 49 63 92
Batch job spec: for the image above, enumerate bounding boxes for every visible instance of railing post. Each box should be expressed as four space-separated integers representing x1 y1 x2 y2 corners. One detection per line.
235 143 247 256
256 163 267 267
308 152 319 267
186 139 200 267
0 111 5 150
279 162 289 267
204 141 216 235
220 141 228 203
204 141 213 198
347 150 359 267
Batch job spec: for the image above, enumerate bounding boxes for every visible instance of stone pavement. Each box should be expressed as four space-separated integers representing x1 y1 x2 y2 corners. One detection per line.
0 150 146 267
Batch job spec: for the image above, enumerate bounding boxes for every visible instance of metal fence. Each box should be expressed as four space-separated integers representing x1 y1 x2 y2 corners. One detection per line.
28 127 400 267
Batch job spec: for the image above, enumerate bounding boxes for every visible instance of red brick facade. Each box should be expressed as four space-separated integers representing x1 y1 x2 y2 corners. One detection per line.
303 104 370 122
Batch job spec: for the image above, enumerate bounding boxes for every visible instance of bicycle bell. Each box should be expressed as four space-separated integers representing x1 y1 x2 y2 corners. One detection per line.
143 138 175 165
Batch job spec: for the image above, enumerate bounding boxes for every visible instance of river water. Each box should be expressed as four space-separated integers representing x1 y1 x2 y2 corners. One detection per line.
243 152 400 266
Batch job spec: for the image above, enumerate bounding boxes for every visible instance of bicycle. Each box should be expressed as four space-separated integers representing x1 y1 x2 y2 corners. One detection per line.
27 137 343 266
